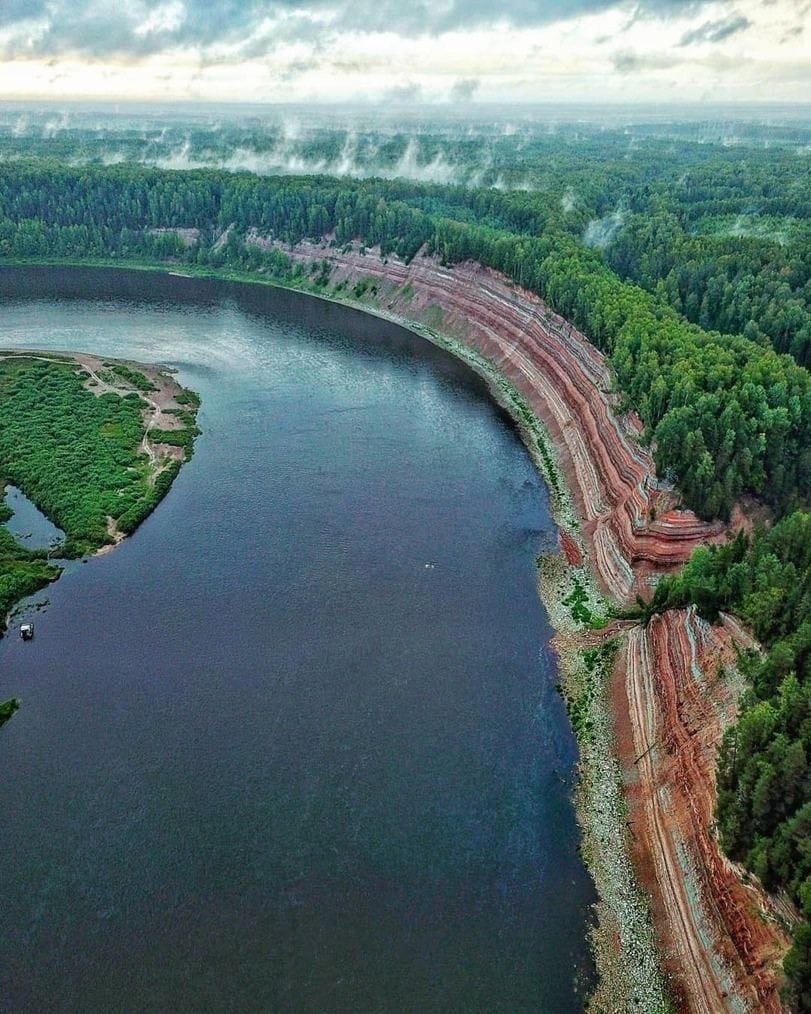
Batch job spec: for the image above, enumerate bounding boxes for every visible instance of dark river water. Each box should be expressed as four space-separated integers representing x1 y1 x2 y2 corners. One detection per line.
0 267 595 1012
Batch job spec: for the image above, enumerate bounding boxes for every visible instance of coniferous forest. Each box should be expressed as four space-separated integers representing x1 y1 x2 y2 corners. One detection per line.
0 161 808 522
0 123 809 1004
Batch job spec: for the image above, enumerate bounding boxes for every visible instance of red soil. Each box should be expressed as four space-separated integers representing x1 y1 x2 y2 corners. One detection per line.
280 242 789 1011
559 531 583 566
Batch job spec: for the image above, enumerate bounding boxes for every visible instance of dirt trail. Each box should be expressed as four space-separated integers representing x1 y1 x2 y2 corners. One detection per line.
273 242 790 1011
0 350 185 476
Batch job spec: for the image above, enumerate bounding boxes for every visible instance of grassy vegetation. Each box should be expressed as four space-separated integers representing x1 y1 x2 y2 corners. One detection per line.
0 358 144 555
421 304 445 329
103 362 158 392
149 426 197 452
352 277 377 299
564 641 618 745
563 576 607 628
175 388 201 409
0 357 198 557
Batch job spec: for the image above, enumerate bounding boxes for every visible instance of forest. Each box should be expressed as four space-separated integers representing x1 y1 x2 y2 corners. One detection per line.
2 111 808 370
0 149 808 1004
0 357 166 556
0 161 808 525
604 208 810 367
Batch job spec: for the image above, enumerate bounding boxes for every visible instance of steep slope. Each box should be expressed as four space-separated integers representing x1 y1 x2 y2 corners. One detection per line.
274 241 790 1011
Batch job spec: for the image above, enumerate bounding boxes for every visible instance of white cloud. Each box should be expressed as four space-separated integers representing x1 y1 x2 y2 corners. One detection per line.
0 0 807 102
134 2 186 38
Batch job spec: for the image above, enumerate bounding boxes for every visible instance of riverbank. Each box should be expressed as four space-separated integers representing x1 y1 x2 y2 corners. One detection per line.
0 254 790 1009
253 244 790 1011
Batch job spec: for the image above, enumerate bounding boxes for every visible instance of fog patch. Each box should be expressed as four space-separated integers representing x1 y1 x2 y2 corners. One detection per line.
154 137 198 170
141 128 490 187
42 111 70 138
583 206 626 248
722 214 790 246
561 186 577 212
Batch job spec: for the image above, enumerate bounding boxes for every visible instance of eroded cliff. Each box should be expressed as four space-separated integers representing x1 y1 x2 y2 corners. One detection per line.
272 241 790 1011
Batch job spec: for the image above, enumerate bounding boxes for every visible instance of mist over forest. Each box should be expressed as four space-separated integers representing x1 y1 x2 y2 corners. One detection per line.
2 100 809 188
1 91 810 1010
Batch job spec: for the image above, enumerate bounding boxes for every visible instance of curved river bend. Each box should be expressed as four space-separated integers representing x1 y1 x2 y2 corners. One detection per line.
0 267 595 1012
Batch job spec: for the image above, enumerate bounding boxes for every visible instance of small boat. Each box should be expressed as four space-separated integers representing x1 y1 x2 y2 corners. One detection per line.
20 623 34 641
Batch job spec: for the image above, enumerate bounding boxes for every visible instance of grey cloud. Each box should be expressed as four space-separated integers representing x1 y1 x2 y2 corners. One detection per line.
679 12 751 45
350 0 622 34
626 0 709 23
779 23 805 40
633 0 704 12
612 49 682 72
2 0 718 61
277 58 321 81
449 78 480 102
613 46 804 81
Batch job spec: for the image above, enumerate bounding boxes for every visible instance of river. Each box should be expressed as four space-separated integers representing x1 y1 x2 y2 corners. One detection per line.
0 266 596 1012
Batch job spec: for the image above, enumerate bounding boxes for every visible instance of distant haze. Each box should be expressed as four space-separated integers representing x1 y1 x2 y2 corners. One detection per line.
0 1 808 104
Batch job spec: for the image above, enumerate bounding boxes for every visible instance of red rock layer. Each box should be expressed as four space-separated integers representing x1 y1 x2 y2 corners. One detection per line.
281 242 787 1011
559 531 583 567
286 243 724 605
618 610 788 1012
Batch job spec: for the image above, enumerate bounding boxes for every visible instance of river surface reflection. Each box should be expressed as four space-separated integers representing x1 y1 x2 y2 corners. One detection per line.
0 267 596 1012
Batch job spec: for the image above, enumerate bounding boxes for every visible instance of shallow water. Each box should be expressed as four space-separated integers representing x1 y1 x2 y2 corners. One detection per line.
0 267 596 1012
3 485 65 551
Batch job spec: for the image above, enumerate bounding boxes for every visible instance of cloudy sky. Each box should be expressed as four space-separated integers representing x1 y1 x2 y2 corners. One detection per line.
1 0 808 104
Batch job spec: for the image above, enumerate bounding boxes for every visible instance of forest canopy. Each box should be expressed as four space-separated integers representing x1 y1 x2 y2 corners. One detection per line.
0 142 808 1004
0 160 808 525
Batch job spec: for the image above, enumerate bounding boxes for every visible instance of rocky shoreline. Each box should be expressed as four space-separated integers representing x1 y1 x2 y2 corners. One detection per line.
4 250 788 1009
260 241 789 1012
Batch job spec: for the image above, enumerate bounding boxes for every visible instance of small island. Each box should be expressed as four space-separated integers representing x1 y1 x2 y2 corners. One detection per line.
0 351 200 719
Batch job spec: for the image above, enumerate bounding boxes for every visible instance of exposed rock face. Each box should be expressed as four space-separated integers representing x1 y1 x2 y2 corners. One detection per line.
617 610 789 1013
147 226 200 248
286 243 723 605
279 242 789 1011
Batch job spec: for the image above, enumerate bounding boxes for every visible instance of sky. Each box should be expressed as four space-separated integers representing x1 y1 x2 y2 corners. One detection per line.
0 0 808 105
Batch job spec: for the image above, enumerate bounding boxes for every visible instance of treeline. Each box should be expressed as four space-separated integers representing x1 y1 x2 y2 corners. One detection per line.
0 162 808 523
5 119 809 372
647 513 811 1009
